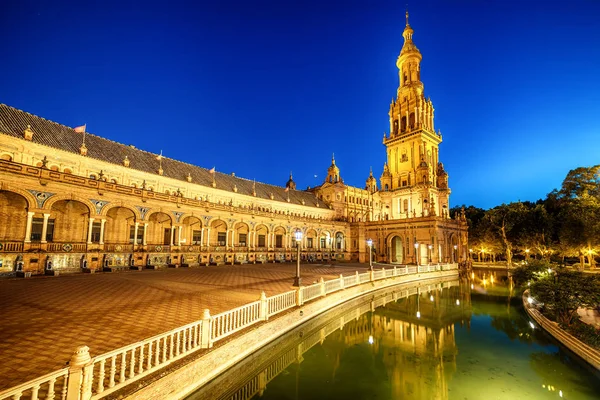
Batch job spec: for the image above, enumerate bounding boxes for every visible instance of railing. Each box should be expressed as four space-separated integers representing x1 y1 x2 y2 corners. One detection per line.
267 291 297 317
302 282 323 303
104 243 134 253
0 241 24 252
0 263 458 400
0 367 68 400
46 242 88 252
212 301 261 342
87 319 204 399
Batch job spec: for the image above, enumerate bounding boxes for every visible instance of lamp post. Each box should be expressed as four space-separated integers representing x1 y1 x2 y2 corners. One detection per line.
428 244 433 264
293 230 303 286
414 242 419 266
469 248 473 261
453 244 458 263
367 238 373 271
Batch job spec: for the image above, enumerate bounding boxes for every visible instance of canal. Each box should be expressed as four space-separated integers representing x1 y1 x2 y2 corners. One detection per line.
188 277 600 400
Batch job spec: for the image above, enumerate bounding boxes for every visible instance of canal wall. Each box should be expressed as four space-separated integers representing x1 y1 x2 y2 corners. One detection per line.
523 290 600 370
129 269 459 400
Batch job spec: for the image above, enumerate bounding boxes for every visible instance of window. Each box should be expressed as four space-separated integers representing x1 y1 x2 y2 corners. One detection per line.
307 238 313 248
275 235 283 248
321 238 326 248
192 230 202 244
239 233 247 247
129 225 144 244
402 180 407 187
258 234 266 247
91 222 101 242
217 232 226 246
31 218 43 241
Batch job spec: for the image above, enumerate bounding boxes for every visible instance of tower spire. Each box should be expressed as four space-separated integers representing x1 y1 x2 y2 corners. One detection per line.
406 8 409 26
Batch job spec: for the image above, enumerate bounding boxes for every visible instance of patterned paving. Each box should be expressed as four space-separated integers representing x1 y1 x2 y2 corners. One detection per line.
0 263 368 390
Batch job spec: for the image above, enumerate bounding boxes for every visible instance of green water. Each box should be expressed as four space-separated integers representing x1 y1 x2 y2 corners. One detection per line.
189 280 600 400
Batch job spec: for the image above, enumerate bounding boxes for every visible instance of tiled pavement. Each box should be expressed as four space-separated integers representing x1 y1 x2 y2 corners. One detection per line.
0 262 369 390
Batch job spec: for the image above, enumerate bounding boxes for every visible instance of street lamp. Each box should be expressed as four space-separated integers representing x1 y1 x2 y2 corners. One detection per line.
366 238 373 271
293 230 303 286
469 248 473 261
414 242 419 266
428 244 433 264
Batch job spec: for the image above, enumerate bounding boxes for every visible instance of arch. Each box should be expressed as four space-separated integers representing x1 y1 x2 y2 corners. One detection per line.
1 153 13 161
182 215 203 245
44 194 95 216
0 186 36 209
334 231 345 251
104 206 138 245
388 235 404 264
409 112 415 129
254 224 269 248
401 116 407 132
147 211 173 246
234 222 249 247
101 204 141 220
48 199 91 243
0 190 28 241
319 230 332 250
209 218 228 246
305 228 317 249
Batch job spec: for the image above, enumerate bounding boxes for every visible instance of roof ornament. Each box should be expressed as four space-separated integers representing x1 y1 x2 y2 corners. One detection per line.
406 6 409 26
123 155 130 167
252 179 256 196
156 150 164 175
142 180 147 190
41 156 49 169
23 125 34 141
186 172 192 182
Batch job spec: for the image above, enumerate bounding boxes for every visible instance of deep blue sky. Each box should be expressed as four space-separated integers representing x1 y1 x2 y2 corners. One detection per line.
2 0 599 209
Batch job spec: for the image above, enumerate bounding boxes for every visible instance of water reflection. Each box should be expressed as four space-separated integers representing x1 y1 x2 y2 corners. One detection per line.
188 278 600 400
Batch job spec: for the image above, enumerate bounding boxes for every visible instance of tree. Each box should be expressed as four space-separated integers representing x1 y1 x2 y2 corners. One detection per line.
510 259 550 287
485 202 528 266
530 269 600 326
557 165 600 199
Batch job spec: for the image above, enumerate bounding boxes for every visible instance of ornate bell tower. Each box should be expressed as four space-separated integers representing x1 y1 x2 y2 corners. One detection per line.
380 12 450 219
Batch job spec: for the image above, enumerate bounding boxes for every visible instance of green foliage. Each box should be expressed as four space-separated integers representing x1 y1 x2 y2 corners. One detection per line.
511 259 551 287
560 319 600 350
530 269 600 326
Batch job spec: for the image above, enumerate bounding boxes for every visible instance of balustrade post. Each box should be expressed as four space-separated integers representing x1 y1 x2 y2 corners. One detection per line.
200 309 213 349
66 346 93 400
369 269 374 282
259 291 268 321
393 266 397 276
320 277 325 297
296 287 304 306
339 274 344 290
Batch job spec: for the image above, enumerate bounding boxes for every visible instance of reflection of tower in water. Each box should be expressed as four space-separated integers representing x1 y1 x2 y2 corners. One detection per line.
329 283 471 400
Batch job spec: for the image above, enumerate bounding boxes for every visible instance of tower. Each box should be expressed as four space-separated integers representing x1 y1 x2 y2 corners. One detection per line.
380 11 450 219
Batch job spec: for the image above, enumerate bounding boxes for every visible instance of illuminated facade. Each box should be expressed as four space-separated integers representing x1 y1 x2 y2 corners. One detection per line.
0 14 466 275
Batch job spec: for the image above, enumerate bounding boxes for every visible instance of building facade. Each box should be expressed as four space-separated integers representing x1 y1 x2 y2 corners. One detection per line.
0 14 467 275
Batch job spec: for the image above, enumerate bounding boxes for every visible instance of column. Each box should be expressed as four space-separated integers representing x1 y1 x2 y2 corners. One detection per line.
200 227 204 247
206 228 211 246
253 231 256 249
40 213 50 243
24 211 35 243
170 226 175 246
231 228 236 248
100 219 107 244
133 222 139 245
87 217 95 244
177 226 182 246
225 229 229 247
142 222 147 245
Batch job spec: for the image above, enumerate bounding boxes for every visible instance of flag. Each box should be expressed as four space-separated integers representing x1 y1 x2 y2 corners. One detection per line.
209 167 215 174
74 124 86 133
284 187 289 192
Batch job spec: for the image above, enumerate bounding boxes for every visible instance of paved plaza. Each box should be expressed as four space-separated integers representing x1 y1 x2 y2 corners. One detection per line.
0 262 369 390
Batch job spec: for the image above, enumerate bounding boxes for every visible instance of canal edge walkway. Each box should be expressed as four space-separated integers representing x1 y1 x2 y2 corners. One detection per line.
522 289 600 370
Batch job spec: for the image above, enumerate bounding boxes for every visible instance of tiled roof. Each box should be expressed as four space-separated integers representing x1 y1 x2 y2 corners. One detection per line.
0 104 322 208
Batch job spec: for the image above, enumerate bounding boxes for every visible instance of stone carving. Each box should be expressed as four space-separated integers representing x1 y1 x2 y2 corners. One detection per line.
135 206 150 220
172 211 184 223
28 190 55 208
90 199 110 215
